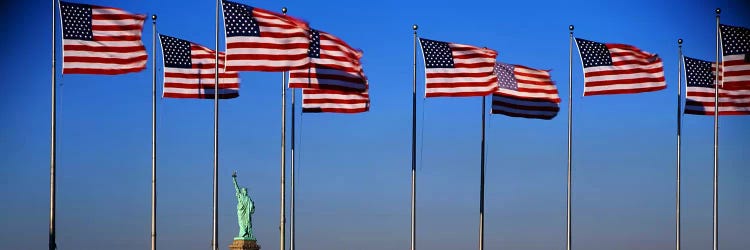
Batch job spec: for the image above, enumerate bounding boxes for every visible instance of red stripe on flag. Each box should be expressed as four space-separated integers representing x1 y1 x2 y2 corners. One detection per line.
585 85 667 96
63 55 149 64
163 93 239 99
583 76 667 87
62 67 145 75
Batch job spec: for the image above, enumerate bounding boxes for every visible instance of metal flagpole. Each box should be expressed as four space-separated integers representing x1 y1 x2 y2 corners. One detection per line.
280 70 287 250
478 96 486 250
280 8 288 250
213 0 220 249
151 14 158 250
288 11 297 250
676 38 683 250
411 24 418 250
567 24 574 250
713 8 720 250
290 87 296 250
50 0 57 249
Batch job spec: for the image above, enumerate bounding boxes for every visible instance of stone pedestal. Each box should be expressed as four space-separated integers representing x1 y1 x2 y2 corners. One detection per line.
229 239 261 250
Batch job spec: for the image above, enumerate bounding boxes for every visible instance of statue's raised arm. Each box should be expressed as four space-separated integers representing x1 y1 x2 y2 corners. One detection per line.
232 171 240 194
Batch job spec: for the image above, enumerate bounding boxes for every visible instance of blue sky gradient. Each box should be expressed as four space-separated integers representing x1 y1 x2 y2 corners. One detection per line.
1 0 748 249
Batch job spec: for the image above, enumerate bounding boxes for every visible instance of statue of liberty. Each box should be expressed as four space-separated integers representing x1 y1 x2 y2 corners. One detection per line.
232 171 255 240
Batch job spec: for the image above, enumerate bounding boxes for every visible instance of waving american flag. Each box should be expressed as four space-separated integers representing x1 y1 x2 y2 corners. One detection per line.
159 34 239 99
59 1 147 75
288 29 366 91
575 38 665 96
719 24 750 90
684 56 749 116
419 38 498 97
492 63 560 120
222 0 311 72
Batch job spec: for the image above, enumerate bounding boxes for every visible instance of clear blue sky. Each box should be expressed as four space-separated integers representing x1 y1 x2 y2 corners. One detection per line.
1 0 748 249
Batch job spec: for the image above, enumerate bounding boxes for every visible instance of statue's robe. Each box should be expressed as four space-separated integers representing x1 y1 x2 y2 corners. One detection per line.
236 192 255 238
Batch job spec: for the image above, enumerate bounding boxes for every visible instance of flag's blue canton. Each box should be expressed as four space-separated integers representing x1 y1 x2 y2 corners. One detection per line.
576 38 613 68
494 63 518 90
720 24 750 56
60 1 93 41
420 38 454 69
307 29 321 58
222 0 260 37
160 35 192 69
684 57 715 88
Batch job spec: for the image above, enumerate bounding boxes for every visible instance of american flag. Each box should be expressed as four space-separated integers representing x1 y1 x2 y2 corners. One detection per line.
719 24 750 90
59 1 147 75
302 88 369 113
491 63 560 120
159 34 239 99
419 38 498 97
575 38 665 96
684 56 749 116
222 0 311 72
288 29 366 91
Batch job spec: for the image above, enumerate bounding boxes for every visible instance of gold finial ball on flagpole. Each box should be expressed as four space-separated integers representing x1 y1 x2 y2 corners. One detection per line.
152 14 157 21
569 25 574 31
282 7 287 14
412 24 418 31
678 38 683 45
715 8 721 15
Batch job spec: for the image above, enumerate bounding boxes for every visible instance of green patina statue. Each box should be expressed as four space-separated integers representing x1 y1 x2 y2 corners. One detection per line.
232 171 255 240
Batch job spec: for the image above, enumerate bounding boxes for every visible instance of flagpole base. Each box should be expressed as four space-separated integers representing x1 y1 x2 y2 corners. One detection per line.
229 239 261 250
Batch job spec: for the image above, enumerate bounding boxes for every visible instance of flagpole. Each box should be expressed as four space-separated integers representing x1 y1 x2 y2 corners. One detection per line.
713 8 720 250
213 0 220 249
411 24 418 250
478 96 486 250
50 0 57 249
151 14 158 250
290 87 296 250
280 8 288 250
675 38 683 250
567 24 574 250
675 38 682 250
280 71 287 250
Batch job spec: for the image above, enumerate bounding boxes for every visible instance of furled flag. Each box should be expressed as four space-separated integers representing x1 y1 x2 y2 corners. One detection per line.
301 88 370 113
159 35 239 99
58 1 147 75
288 29 366 91
719 24 750 90
683 56 749 115
575 38 665 96
492 63 561 120
221 0 311 72
419 38 498 97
